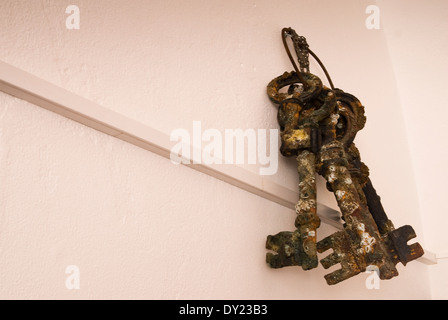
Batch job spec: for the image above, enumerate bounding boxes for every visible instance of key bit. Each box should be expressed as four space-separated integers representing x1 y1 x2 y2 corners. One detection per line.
266 229 318 270
317 230 363 285
385 225 424 266
317 224 400 285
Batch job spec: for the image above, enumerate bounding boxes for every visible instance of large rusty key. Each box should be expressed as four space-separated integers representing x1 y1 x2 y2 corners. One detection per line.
314 113 423 284
362 178 424 266
265 28 424 286
315 139 399 285
265 70 337 271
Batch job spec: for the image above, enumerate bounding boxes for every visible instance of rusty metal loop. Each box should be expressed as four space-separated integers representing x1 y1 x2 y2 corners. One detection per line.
267 71 322 105
282 28 309 90
308 48 335 90
282 28 335 90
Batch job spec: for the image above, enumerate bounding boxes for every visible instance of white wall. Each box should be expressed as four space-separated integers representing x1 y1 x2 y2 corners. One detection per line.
0 0 444 299
378 0 448 299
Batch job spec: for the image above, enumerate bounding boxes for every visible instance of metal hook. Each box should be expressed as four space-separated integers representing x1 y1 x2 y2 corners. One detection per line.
281 28 335 90
282 28 309 90
308 48 335 90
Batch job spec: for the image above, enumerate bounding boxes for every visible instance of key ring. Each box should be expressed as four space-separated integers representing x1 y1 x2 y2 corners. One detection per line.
282 27 335 90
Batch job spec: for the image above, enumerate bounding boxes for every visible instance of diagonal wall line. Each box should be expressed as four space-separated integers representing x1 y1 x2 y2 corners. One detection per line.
0 60 436 265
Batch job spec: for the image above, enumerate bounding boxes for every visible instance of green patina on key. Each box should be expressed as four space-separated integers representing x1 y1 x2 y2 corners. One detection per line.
265 28 424 285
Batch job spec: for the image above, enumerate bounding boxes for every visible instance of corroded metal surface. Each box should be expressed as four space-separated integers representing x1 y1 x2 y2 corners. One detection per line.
265 28 424 285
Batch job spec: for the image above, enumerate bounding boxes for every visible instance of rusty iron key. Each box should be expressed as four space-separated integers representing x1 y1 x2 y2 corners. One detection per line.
265 28 423 285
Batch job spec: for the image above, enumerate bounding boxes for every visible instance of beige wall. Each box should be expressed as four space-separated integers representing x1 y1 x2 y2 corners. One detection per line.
0 0 445 299
377 0 448 299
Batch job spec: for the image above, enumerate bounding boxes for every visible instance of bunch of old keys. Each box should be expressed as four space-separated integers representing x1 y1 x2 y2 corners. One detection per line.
265 28 424 285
